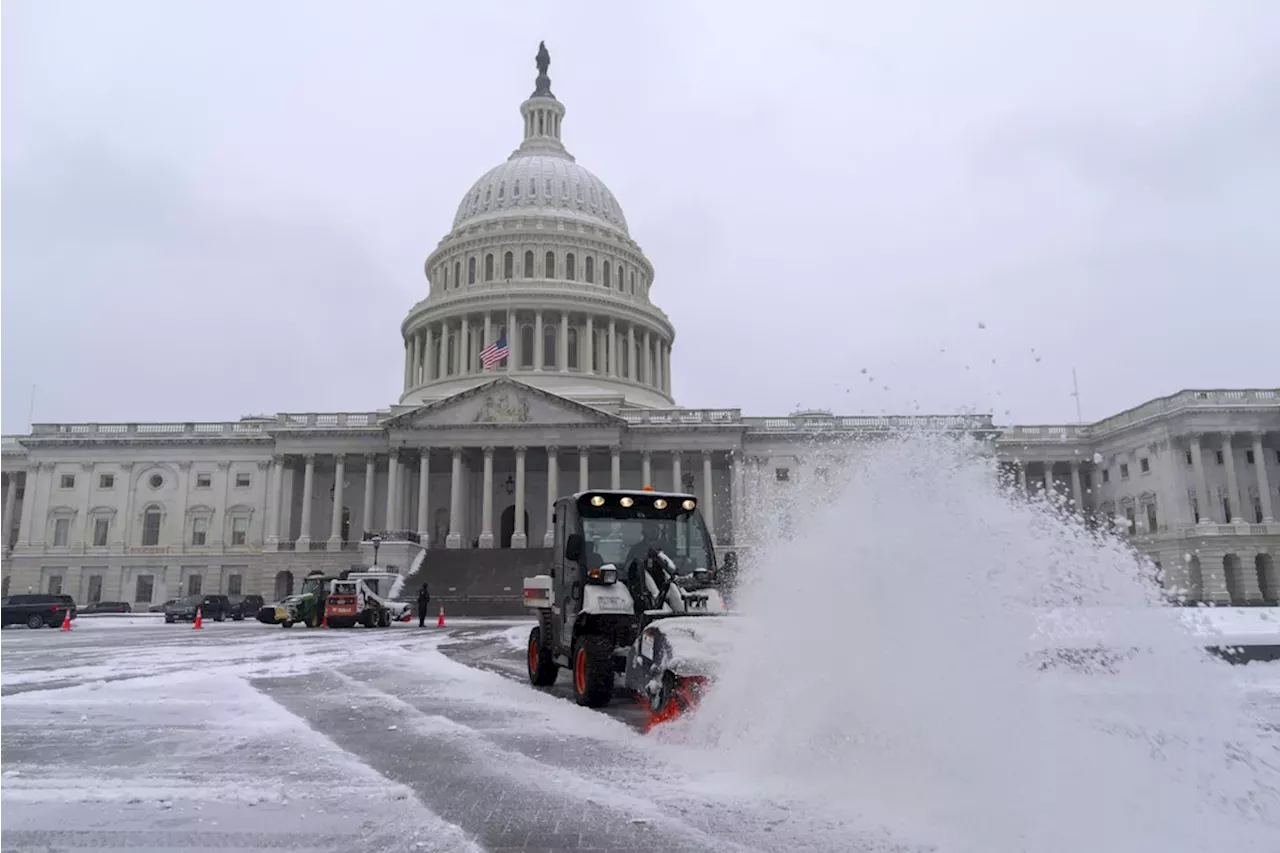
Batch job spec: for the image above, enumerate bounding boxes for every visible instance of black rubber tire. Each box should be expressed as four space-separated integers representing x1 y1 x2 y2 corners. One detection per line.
649 670 678 715
26 614 44 630
527 626 560 686
281 619 294 629
378 609 391 628
572 634 615 707
215 612 225 623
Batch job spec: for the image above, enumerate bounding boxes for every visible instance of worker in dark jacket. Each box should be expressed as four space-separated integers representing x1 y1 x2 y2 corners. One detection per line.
417 584 431 627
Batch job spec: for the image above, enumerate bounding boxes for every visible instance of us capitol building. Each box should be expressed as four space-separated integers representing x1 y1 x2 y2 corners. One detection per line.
3 47 1277 609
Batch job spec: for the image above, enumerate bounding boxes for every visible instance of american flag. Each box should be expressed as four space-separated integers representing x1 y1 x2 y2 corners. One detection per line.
479 335 509 370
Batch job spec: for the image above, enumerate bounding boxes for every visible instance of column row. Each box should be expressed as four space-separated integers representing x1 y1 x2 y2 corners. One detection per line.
403 310 671 394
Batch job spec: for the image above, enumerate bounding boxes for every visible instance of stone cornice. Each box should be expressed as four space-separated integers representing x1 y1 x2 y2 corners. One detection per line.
403 287 673 340
426 227 653 274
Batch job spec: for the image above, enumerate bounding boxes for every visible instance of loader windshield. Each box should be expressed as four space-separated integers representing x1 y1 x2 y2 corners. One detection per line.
578 495 714 577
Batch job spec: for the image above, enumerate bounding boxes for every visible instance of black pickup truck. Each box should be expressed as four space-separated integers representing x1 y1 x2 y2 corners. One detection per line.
2 594 77 629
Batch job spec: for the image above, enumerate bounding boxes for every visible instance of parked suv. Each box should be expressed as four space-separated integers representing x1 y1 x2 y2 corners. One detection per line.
81 601 132 614
227 595 264 621
164 594 232 623
2 594 76 629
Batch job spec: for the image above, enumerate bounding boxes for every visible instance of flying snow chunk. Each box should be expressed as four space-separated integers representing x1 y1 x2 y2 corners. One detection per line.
860 367 868 374
978 321 986 329
1093 453 1104 464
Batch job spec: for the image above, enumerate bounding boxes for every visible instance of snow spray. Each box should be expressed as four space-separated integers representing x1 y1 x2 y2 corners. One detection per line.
672 431 1280 852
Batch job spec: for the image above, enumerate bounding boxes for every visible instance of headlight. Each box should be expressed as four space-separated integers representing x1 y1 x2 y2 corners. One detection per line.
619 496 634 507
653 498 668 509
682 499 696 511
587 566 617 584
590 495 605 507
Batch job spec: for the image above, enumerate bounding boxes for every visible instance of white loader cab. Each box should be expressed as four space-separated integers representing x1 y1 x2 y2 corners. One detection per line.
524 488 738 720
324 570 413 629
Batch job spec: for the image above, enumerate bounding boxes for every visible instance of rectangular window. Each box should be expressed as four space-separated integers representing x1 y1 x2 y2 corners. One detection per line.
48 575 63 596
1124 506 1136 531
1080 472 1091 490
60 474 76 489
93 517 110 547
1256 497 1265 524
141 512 161 547
99 473 115 489
227 573 243 596
191 517 208 546
135 574 154 603
1223 499 1232 522
1146 504 1158 533
87 574 103 604
1101 469 1110 484
1185 451 1193 466
1246 450 1255 465
1191 493 1201 524
230 516 249 546
775 468 790 482
186 574 203 596
196 474 212 488
1215 451 1224 465
1139 458 1150 474
235 473 251 488
53 518 70 547
1119 463 1130 481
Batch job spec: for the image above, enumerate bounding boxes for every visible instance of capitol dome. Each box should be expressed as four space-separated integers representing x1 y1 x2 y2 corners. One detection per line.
399 43 675 411
451 155 630 235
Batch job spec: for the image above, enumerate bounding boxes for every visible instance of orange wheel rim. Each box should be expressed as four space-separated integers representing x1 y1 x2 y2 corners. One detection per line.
575 648 587 694
528 637 538 673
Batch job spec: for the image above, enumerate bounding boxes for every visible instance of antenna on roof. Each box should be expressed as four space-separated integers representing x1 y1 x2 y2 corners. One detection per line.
1071 368 1083 423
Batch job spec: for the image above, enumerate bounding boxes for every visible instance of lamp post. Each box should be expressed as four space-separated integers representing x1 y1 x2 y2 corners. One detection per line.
371 534 381 567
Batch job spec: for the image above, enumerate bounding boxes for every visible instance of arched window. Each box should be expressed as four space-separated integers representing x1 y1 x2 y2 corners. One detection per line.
520 325 535 368
602 261 611 288
566 253 576 280
141 507 162 547
453 261 461 289
544 251 556 278
543 326 558 369
617 263 626 291
441 265 448 289
484 253 495 281
567 328 579 370
503 251 514 280
523 250 535 278
585 257 594 283
630 270 636 293
446 331 456 375
467 257 476 284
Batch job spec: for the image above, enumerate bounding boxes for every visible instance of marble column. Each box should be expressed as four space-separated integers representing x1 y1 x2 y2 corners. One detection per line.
1070 461 1083 512
1016 461 1027 494
610 445 622 489
627 325 636 381
512 446 527 548
1189 434 1211 524
294 454 316 547
730 451 743 545
385 450 400 531
438 324 448 378
672 453 683 494
3 472 18 546
479 446 495 548
1254 433 1274 522
585 316 595 374
544 446 559 548
608 319 617 377
266 456 284 544
362 455 376 536
535 310 544 371
560 312 569 373
506 307 515 374
460 320 470 376
641 450 652 488
417 451 431 544
579 447 590 492
1041 463 1054 499
701 450 716 542
424 327 435 382
1222 433 1244 523
447 448 463 548
327 454 346 549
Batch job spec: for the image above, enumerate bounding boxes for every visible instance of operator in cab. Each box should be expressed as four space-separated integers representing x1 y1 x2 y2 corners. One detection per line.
621 518 673 612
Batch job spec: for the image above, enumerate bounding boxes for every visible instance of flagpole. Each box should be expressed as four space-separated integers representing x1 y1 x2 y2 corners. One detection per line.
1071 368 1083 423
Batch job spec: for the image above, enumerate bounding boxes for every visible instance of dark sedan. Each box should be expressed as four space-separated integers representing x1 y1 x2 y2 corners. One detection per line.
227 595 264 621
164 594 231 623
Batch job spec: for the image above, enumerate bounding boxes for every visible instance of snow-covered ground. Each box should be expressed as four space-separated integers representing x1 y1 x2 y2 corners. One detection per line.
4 618 1280 852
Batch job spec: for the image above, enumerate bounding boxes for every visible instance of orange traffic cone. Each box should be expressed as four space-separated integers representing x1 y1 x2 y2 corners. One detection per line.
321 609 328 628
437 606 445 627
193 607 203 629
60 609 72 631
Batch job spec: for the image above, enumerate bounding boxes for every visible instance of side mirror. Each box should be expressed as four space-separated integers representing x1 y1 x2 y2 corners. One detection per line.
565 533 584 562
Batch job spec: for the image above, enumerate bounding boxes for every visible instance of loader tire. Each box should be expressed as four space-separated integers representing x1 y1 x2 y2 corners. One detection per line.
527 626 559 686
572 634 614 708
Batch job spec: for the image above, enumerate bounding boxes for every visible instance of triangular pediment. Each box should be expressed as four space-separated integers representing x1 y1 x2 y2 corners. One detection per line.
388 378 626 429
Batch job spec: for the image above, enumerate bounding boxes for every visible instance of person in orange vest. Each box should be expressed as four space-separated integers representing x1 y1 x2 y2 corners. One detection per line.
416 584 431 628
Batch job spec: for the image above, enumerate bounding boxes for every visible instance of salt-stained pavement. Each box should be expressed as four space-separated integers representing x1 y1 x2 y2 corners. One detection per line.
1 618 897 853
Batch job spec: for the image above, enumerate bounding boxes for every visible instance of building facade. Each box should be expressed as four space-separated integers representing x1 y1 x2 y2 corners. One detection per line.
3 51 1278 608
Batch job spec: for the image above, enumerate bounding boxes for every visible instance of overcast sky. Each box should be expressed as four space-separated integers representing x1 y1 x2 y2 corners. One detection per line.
3 0 1277 434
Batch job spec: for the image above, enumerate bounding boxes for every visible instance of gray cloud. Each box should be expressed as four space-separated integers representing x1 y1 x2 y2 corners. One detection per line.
4 0 1278 432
